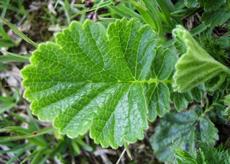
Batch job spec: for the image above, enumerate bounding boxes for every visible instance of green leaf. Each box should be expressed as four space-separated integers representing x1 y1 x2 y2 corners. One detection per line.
184 0 200 8
150 109 218 162
224 94 230 106
0 96 16 114
130 0 162 34
21 19 174 148
175 145 230 164
202 9 230 28
0 52 29 63
0 18 37 47
205 74 226 92
198 145 230 164
223 94 230 120
173 25 230 92
175 149 197 164
199 0 227 11
147 45 177 120
172 92 189 112
147 83 170 121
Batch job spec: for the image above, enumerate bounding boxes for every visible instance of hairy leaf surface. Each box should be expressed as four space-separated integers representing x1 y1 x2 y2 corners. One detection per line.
173 25 230 92
21 19 175 148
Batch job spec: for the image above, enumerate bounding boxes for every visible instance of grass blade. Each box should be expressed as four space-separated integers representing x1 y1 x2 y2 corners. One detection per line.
0 52 29 63
0 127 53 143
0 17 37 47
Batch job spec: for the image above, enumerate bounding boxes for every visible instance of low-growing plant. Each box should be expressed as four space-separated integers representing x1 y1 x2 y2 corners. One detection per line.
1 0 230 163
21 16 230 163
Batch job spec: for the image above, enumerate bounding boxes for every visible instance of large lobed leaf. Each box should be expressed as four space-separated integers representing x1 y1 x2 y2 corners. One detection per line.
173 25 230 92
21 19 176 148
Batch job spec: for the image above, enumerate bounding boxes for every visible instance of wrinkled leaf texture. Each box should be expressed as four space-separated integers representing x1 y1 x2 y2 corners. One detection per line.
173 25 230 92
21 19 176 148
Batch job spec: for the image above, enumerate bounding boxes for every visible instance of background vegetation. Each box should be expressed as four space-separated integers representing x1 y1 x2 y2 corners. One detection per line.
0 0 230 163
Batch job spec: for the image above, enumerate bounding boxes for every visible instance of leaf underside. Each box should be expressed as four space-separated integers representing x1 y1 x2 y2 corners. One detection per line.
173 25 230 92
21 19 175 148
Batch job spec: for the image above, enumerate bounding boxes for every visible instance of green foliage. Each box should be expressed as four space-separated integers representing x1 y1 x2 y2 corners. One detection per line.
184 0 199 8
173 25 230 92
172 92 190 111
225 94 230 106
224 95 230 118
2 0 229 163
150 109 218 162
199 0 227 12
0 52 29 63
175 145 230 164
21 19 177 148
109 0 176 36
0 96 16 114
0 17 37 47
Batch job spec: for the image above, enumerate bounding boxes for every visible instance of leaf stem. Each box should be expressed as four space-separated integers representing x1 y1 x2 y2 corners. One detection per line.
125 144 132 160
